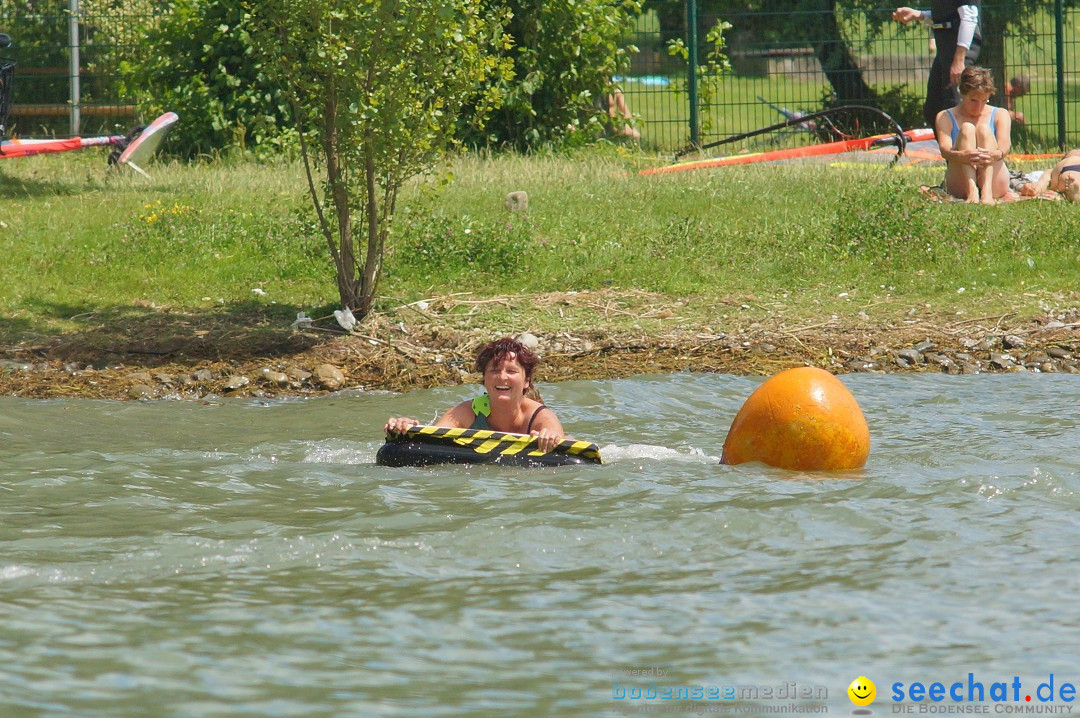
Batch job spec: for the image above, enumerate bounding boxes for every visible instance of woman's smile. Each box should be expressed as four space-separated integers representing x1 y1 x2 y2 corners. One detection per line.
485 357 526 400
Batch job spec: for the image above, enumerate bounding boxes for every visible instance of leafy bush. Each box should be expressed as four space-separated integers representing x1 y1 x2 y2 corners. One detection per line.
664 19 733 138
125 0 645 155
81 0 158 99
0 2 71 68
131 0 296 157
461 0 642 150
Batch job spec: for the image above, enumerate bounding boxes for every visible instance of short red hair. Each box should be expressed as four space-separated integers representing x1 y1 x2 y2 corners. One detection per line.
474 337 539 379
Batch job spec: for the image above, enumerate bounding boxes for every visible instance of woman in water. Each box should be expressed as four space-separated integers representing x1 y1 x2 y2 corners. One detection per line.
936 66 1013 204
384 337 567 453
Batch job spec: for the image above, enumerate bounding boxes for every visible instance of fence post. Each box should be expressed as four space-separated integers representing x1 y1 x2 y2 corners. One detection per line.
687 0 699 148
1055 0 1066 148
69 0 80 136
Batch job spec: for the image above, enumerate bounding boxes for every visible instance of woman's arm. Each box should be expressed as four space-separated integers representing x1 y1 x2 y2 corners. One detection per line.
934 111 965 164
386 400 473 436
529 409 567 453
384 416 419 435
434 401 475 429
992 108 1012 160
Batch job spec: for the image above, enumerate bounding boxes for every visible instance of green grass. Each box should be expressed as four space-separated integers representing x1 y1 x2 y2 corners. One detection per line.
0 153 330 338
1 147 1078 345
392 149 1079 301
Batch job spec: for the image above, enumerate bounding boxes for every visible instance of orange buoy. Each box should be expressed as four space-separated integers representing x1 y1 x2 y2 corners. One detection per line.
721 367 869 471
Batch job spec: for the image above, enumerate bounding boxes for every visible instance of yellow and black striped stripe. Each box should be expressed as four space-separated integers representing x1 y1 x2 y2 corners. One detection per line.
387 425 603 464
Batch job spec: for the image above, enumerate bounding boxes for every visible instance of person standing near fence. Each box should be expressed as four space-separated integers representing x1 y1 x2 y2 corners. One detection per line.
893 2 982 127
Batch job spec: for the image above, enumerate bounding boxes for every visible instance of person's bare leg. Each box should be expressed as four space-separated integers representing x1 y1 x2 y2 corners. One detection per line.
612 90 640 141
976 122 1004 204
613 89 631 120
945 122 980 203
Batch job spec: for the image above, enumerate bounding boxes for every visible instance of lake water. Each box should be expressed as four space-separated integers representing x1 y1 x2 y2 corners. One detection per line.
2 372 1079 717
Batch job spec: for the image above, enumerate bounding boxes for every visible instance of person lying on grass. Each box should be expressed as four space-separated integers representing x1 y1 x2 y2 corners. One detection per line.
384 337 568 453
1019 149 1080 202
936 66 1014 204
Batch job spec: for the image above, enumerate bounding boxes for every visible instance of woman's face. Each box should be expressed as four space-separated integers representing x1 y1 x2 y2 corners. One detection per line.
484 353 529 403
959 90 992 116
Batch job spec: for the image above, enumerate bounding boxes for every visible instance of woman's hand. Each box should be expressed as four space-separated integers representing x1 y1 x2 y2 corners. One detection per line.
954 147 995 167
531 427 562 453
385 417 419 435
949 59 966 88
892 7 923 23
973 148 1004 167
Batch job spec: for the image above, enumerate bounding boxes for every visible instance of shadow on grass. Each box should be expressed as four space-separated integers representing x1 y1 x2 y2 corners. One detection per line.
0 298 335 366
0 170 81 198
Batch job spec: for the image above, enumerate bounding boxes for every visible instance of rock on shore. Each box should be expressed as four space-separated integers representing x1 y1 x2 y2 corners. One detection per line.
1 315 1077 401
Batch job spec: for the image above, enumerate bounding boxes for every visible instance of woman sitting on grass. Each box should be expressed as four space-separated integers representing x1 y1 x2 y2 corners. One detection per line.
1019 149 1080 202
384 337 567 453
936 66 1013 204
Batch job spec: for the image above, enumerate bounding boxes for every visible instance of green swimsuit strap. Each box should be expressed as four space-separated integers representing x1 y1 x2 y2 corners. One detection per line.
469 394 491 430
472 394 491 417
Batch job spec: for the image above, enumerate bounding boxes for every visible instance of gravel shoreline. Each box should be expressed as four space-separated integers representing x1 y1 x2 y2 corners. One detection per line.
3 312 1077 401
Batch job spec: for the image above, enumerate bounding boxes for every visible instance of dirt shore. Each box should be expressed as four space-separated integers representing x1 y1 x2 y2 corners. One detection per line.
2 291 1078 400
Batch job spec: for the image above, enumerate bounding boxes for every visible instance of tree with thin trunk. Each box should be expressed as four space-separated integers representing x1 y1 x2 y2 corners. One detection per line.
251 0 511 318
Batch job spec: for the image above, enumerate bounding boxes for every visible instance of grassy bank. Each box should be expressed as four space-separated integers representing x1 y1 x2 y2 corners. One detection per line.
1 146 1078 348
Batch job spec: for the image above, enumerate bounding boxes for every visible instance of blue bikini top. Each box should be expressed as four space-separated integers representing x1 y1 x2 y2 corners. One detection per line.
946 107 999 146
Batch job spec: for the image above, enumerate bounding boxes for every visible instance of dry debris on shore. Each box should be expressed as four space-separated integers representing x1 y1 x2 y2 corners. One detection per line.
2 294 1078 401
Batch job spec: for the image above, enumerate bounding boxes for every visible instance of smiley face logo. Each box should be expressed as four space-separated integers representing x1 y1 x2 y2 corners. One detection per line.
848 676 876 707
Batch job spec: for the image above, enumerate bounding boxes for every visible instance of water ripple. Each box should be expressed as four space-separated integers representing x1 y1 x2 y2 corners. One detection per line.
1 374 1079 715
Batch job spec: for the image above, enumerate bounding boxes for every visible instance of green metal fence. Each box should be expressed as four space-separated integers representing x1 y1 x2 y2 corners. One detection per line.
0 0 161 137
625 1 1080 152
2 1 1078 152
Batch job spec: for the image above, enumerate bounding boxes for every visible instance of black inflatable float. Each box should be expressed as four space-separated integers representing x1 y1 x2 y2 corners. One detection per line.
376 425 603 468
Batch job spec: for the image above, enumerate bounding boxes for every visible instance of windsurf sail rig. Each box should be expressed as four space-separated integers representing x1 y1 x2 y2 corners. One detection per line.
111 112 179 178
757 96 819 132
642 128 935 176
0 112 178 177
0 134 119 158
643 104 1062 177
645 104 914 176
